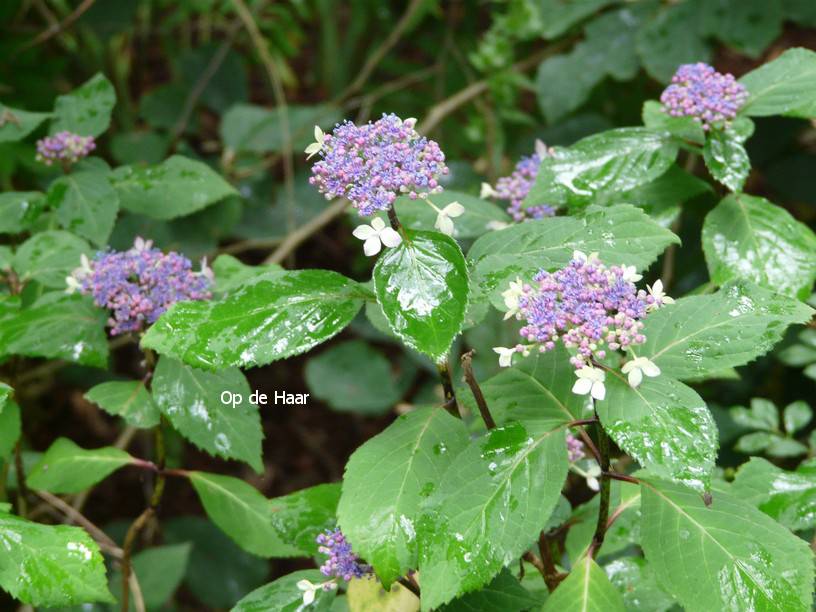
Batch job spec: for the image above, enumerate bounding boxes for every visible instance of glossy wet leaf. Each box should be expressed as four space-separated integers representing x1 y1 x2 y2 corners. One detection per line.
47 169 119 247
107 543 191 610
640 478 815 612
232 569 336 612
373 229 469 362
0 293 108 368
638 280 814 380
740 47 816 118
0 191 47 234
26 437 134 494
480 345 588 425
12 230 92 289
0 512 113 606
211 254 282 294
468 204 678 307
0 104 51 143
604 557 676 612
642 100 705 145
51 73 116 137
0 401 21 460
188 471 302 558
269 483 341 556
732 457 816 531
418 419 568 609
600 371 717 493
111 155 237 220
152 358 263 472
524 128 678 207
84 380 161 428
142 270 370 370
702 129 750 192
702 194 816 300
338 406 469 587
543 556 624 612
441 568 539 612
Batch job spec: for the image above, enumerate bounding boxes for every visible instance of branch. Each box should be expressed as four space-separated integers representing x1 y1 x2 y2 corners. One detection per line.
263 199 349 264
16 0 97 54
461 350 496 429
588 417 611 559
436 359 461 419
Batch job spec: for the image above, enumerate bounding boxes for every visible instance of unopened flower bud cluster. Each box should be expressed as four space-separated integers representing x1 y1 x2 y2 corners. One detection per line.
660 63 748 131
36 131 96 167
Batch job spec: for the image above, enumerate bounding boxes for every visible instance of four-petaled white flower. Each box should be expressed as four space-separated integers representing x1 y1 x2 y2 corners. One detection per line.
646 279 675 311
620 264 642 283
433 201 465 236
494 346 516 368
305 126 326 159
480 182 497 199
572 365 606 401
585 464 602 491
352 217 402 256
65 254 92 294
133 237 153 252
501 277 524 320
573 250 599 265
621 356 661 388
199 256 214 281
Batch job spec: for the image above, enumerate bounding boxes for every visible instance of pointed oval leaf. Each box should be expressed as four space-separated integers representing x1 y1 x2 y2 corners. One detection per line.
85 380 161 428
48 169 119 247
51 73 116 137
703 194 816 300
269 483 341 556
152 358 262 472
640 478 815 611
600 371 717 493
740 47 816 118
232 569 336 612
338 406 469 587
418 420 569 609
604 557 676 612
702 130 750 192
373 229 469 361
441 568 539 612
0 104 51 143
543 556 624 612
0 191 47 234
12 230 92 289
142 270 370 370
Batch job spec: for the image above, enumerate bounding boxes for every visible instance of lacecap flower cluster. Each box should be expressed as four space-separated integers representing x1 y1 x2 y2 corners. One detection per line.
660 63 748 131
482 140 557 222
67 238 213 335
316 528 374 583
36 131 96 167
309 113 448 216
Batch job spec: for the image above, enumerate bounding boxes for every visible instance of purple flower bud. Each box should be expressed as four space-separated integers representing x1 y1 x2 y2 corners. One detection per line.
566 434 586 462
487 143 557 222
315 529 375 582
36 131 96 167
659 63 748 131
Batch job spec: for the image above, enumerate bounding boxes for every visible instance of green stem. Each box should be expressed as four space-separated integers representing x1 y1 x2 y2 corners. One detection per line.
13 441 27 518
588 417 611 559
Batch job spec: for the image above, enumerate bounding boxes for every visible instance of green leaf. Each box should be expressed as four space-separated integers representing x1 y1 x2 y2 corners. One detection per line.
47 169 119 247
537 0 616 39
440 568 539 612
84 380 161 428
369 191 511 240
0 293 109 368
0 512 113 606
480 345 588 425
783 401 812 434
232 569 336 612
373 230 468 362
638 280 814 380
108 544 191 610
26 437 134 493
152 358 263 472
600 370 717 493
534 46 606 125
702 0 783 59
640 478 815 611
338 406 469 587
702 194 816 300
12 230 91 289
211 254 282 294
142 270 370 370
525 128 678 207
0 401 21 460
543 555 624 612
51 73 116 137
468 205 679 307
604 557 676 612
305 340 404 415
188 471 302 558
0 104 50 143
111 155 237 220
0 191 47 234
418 420 568 609
740 47 816 118
269 483 341 556
702 129 750 192
220 103 341 154
732 457 816 531
730 398 779 432
735 431 807 457
642 100 706 145
0 382 10 413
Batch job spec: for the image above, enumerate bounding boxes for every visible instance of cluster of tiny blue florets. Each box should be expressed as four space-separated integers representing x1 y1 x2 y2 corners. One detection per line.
660 63 748 131
35 131 96 167
310 113 448 216
316 529 375 583
493 148 556 222
70 238 213 335
514 256 653 369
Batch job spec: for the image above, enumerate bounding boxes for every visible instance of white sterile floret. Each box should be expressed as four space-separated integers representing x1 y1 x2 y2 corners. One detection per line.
646 279 675 311
434 201 465 236
305 126 326 159
620 264 642 283
621 356 661 388
494 346 516 368
572 365 606 401
585 464 602 491
296 579 318 605
480 182 497 199
352 216 402 256
501 277 524 320
572 250 599 265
